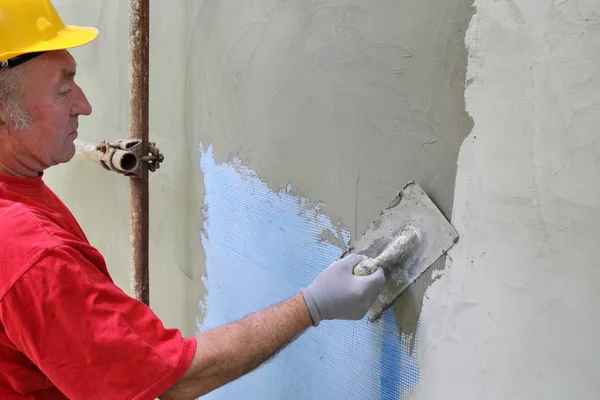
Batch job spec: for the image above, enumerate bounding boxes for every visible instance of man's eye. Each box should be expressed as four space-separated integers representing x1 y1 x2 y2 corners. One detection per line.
59 89 72 96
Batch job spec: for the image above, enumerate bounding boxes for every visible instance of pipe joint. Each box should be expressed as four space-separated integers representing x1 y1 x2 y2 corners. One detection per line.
75 139 164 178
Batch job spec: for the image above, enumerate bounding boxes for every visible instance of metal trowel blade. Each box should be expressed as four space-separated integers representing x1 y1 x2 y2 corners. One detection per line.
346 181 459 322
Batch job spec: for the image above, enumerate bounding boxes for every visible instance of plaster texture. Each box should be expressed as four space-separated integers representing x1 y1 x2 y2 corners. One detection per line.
412 1 600 398
184 0 474 337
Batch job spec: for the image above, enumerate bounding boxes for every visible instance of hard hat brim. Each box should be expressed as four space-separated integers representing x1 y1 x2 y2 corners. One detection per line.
1 25 99 62
26 24 99 54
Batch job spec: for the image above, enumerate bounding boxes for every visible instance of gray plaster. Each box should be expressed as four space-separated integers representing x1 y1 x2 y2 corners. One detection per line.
413 1 600 397
184 0 474 339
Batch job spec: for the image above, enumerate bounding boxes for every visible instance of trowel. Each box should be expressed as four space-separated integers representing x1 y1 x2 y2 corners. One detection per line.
346 181 458 322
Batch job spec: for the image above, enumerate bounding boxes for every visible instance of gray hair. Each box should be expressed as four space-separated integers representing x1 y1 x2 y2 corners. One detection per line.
0 68 33 130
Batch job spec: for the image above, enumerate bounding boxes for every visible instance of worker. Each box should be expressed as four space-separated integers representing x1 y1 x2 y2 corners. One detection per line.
0 1 386 399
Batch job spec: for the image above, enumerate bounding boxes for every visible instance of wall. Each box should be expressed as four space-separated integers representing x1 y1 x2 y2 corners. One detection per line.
413 0 600 398
184 0 473 348
43 0 600 398
189 1 473 393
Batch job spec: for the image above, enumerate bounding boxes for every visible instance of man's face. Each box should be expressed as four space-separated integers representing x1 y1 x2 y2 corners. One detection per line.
8 50 92 170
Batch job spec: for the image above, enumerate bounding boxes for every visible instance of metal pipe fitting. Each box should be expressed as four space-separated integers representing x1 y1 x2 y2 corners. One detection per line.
74 139 141 176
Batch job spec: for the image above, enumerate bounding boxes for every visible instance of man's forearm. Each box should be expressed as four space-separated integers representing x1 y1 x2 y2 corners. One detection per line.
161 293 313 399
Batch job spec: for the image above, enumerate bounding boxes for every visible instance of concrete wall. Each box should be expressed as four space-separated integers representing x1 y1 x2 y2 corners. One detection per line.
185 0 473 345
45 0 600 398
413 1 600 398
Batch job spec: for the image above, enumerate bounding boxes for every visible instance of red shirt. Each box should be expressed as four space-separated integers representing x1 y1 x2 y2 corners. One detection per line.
0 173 196 399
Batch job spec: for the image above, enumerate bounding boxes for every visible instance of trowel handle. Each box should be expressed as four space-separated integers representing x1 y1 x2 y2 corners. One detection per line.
353 258 380 276
352 225 419 276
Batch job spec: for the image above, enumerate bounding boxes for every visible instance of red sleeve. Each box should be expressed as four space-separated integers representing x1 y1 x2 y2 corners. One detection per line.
0 245 197 400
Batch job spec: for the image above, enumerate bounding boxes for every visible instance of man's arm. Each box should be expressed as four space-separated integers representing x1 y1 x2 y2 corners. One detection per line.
160 254 385 400
159 293 312 399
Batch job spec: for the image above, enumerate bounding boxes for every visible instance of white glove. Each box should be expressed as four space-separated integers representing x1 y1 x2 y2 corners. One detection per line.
300 254 385 326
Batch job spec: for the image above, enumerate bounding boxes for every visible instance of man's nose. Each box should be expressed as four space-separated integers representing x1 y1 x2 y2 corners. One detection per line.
71 83 92 116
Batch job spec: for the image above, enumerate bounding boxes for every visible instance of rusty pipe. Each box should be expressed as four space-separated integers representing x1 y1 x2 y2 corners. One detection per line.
129 0 150 305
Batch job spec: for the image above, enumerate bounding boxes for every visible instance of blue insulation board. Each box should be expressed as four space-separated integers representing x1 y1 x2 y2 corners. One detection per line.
198 144 419 399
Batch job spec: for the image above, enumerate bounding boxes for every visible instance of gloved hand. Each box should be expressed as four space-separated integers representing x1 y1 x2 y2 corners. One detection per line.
300 254 385 326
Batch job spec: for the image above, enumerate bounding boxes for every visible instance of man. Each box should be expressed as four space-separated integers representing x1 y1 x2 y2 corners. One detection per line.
0 1 385 399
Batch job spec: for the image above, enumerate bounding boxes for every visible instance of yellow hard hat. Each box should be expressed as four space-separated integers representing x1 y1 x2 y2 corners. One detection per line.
0 0 99 68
